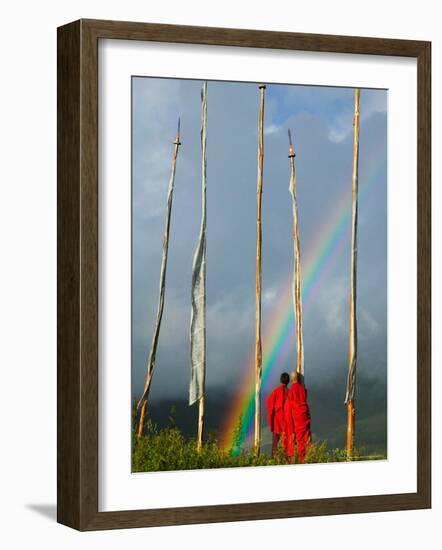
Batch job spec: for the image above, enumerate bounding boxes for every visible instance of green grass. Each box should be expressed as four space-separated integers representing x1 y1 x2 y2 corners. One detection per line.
132 417 385 472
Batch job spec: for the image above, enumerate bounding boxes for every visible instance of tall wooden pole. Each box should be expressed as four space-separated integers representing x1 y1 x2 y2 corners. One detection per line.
254 84 266 456
345 89 360 458
196 85 207 451
197 396 205 452
137 120 182 438
288 129 304 376
191 82 207 451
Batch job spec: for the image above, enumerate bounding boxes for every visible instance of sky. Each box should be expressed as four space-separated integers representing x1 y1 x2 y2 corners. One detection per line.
131 77 387 454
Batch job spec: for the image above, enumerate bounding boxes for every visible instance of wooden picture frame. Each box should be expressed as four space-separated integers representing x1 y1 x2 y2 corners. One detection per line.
57 18 431 531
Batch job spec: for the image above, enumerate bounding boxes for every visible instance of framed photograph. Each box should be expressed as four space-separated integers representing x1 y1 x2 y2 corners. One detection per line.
57 19 431 530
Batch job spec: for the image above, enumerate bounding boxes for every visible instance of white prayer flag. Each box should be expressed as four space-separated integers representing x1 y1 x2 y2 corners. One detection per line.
189 83 207 406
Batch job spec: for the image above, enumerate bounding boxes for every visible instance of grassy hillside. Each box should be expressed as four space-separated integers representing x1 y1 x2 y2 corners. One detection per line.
132 417 385 473
133 370 388 460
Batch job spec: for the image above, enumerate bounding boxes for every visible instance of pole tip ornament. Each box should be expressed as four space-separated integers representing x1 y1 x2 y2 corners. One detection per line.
288 128 295 158
353 88 361 117
258 83 266 90
201 81 208 98
174 117 182 145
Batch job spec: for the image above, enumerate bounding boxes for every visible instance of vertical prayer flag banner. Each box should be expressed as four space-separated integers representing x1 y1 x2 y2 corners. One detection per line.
132 76 387 472
189 82 208 407
345 88 361 457
345 89 361 406
288 129 305 377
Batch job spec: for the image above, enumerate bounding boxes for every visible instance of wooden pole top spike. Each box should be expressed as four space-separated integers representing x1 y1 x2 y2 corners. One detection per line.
353 89 360 123
174 117 182 145
288 129 296 158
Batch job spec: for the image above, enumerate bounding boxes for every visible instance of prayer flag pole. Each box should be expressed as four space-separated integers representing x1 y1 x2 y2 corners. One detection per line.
254 84 266 456
288 129 305 376
189 82 208 452
136 119 182 437
345 88 361 458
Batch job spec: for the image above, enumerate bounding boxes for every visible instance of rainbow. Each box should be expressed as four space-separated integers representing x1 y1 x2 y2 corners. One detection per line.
220 148 386 453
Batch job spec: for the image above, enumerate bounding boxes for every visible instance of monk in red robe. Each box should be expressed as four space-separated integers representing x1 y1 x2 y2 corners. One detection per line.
266 372 290 457
283 390 296 461
287 371 312 463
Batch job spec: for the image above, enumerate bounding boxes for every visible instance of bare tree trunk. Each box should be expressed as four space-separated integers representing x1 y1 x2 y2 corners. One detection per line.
254 84 266 456
345 89 360 458
136 121 181 438
288 129 304 376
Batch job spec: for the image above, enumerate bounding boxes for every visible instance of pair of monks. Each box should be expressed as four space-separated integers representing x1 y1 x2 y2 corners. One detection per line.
266 371 312 463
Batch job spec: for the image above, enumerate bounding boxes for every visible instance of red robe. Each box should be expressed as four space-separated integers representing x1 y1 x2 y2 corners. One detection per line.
286 382 312 463
266 385 290 457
